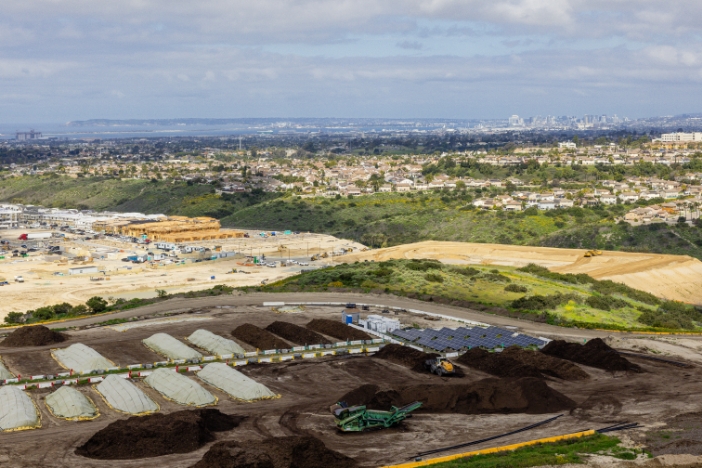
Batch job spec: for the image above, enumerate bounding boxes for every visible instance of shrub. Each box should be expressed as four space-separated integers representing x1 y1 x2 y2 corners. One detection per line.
4 312 24 324
424 273 444 283
511 293 582 311
585 295 629 311
518 263 594 285
86 296 108 313
504 284 528 293
450 267 480 277
590 280 660 305
71 304 89 315
482 273 511 283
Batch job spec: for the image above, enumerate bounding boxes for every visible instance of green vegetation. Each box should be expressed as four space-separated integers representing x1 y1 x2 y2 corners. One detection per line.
5 175 702 262
257 259 702 330
431 434 644 468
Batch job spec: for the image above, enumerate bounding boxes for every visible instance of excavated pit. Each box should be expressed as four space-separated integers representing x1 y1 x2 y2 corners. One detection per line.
306 319 371 341
339 377 576 415
541 338 642 373
231 323 291 350
1 325 67 347
191 435 357 468
265 321 331 345
76 409 244 460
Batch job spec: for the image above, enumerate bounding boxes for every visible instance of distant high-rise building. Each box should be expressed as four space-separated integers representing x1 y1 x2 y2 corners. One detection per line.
508 115 524 127
16 130 42 141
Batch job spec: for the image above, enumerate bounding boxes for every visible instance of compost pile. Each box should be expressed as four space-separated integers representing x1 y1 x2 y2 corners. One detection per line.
1 325 67 347
541 338 642 373
501 346 589 380
373 344 440 373
232 324 290 350
265 321 331 345
76 409 244 460
306 319 371 341
192 435 356 468
340 377 575 415
457 348 542 379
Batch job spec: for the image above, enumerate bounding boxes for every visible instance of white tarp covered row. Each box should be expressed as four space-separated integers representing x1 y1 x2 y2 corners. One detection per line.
0 386 40 431
143 333 203 361
45 386 98 420
187 329 245 356
95 375 158 415
197 363 277 401
0 359 15 380
144 368 216 407
52 343 114 373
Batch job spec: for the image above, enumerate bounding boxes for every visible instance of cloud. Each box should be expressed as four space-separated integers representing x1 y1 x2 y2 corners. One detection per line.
1 0 702 120
396 41 424 50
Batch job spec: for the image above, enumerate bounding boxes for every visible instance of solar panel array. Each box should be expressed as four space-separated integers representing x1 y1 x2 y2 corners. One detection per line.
391 326 545 352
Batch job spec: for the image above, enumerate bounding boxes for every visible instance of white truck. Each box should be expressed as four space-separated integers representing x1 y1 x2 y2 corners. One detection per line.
14 276 24 283
18 232 53 241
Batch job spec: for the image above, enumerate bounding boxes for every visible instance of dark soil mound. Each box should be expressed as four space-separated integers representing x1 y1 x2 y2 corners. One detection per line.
373 344 439 372
306 319 371 341
192 435 356 468
232 324 291 350
339 384 380 406
265 321 331 345
457 348 543 379
1 325 67 347
342 377 575 415
571 394 622 420
499 346 589 380
541 338 642 373
76 409 244 460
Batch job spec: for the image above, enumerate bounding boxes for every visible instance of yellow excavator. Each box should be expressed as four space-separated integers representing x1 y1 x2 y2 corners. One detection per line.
424 357 456 377
584 249 603 258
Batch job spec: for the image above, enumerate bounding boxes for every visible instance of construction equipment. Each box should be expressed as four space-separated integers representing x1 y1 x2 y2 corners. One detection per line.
331 401 422 432
310 254 320 261
584 249 603 258
424 357 456 376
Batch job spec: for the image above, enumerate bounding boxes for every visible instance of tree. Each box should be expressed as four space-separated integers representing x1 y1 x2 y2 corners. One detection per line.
71 304 89 315
86 296 108 314
156 289 168 298
4 312 24 324
52 302 73 316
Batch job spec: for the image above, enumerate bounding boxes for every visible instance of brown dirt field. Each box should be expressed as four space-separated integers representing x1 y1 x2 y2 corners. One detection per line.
344 377 576 415
191 435 356 468
2 304 702 467
336 240 702 303
76 409 244 460
265 321 331 345
232 323 292 350
541 338 642 373
306 319 372 341
0 325 67 347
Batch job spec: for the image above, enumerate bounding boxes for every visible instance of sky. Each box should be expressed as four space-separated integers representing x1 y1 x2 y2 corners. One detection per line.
2 0 702 122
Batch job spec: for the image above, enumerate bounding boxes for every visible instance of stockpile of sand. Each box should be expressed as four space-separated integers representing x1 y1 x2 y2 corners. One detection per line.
76 409 244 460
191 436 356 468
340 377 575 415
541 338 642 373
373 344 440 373
306 319 371 341
501 346 590 380
231 324 290 350
265 321 331 345
1 325 67 347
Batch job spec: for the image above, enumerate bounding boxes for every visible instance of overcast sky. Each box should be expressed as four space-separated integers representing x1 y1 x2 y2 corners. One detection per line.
2 0 702 122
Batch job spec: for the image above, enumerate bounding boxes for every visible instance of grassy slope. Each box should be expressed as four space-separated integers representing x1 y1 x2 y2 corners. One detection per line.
5 176 702 260
258 259 665 329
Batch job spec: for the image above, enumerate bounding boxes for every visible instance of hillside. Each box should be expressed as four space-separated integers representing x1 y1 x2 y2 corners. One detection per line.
259 259 702 331
4 175 702 260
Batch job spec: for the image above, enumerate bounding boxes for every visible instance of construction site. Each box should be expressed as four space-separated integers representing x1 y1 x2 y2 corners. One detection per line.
95 216 245 243
0 295 701 467
0 226 364 318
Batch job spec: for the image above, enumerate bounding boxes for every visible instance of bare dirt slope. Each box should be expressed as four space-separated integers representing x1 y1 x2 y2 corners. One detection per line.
337 241 702 303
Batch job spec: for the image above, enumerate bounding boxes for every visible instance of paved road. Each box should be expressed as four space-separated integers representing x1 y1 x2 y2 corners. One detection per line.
39 291 643 342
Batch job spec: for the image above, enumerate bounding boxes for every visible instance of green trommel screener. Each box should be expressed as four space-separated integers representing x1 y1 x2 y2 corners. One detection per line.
331 401 423 432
